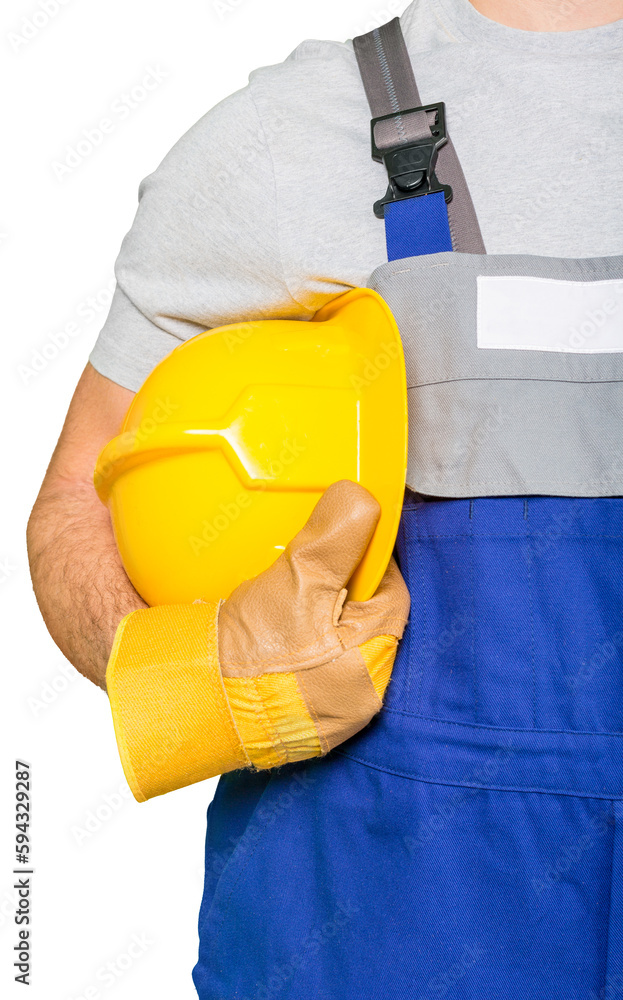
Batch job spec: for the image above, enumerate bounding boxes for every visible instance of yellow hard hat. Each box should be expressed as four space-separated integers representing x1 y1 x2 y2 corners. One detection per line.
94 287 407 606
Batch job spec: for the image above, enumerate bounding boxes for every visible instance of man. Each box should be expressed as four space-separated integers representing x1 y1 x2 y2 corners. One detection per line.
28 1 623 997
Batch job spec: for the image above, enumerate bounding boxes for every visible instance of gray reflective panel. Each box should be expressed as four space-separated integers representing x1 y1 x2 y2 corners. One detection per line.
371 252 623 497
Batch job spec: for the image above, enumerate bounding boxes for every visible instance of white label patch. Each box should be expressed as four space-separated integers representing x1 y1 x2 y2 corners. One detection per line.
477 275 623 352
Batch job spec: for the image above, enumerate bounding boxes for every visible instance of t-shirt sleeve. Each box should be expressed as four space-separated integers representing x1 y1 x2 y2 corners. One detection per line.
89 84 311 391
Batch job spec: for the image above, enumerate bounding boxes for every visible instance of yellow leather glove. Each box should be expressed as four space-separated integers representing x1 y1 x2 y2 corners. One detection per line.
105 480 410 801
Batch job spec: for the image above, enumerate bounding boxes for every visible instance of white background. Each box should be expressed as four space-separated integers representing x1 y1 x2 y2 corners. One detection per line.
1 0 409 997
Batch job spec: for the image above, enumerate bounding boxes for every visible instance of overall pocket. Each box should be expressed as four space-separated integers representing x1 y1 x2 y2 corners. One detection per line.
385 494 623 731
193 742 620 1000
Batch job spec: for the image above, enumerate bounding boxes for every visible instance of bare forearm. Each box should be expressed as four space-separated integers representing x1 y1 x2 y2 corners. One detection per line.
27 480 147 691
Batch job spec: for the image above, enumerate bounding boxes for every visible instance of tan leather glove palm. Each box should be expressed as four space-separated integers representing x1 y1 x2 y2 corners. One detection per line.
106 480 410 801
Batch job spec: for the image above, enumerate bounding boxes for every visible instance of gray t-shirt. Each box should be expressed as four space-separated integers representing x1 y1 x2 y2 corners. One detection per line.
89 0 623 391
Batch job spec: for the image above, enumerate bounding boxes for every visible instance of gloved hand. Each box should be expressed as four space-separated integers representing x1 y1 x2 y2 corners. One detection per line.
105 480 410 801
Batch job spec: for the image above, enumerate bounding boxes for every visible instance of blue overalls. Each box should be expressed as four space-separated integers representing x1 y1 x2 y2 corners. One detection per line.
192 19 623 999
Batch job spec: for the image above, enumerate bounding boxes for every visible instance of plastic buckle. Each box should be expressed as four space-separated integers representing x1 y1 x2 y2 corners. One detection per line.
371 103 453 219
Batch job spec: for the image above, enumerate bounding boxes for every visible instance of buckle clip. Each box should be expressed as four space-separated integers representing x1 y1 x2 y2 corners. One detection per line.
371 103 453 219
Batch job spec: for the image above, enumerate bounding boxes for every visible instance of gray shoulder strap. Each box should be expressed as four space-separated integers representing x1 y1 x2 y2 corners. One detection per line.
353 17 485 255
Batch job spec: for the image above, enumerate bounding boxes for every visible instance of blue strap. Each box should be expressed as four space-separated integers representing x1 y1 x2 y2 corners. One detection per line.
384 191 453 262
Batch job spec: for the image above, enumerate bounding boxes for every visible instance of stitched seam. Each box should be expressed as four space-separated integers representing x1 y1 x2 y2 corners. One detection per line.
382 708 623 739
390 515 411 713
335 750 623 800
526 515 537 729
470 513 478 723
406 479 623 487
340 616 410 629
599 802 617 998
250 678 289 766
338 621 409 656
246 84 314 317
223 618 409 672
208 794 278 957
213 602 252 769
296 671 331 755
224 629 342 671
407 377 623 387
356 643 384 711
415 513 427 714
380 263 623 280
446 197 458 252
395 533 623 540
372 29 404 135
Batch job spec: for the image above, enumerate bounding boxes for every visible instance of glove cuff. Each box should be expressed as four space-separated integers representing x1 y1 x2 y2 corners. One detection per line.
106 605 401 801
106 603 248 802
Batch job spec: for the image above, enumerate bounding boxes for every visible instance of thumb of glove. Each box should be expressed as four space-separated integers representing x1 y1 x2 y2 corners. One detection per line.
285 477 380 588
218 479 382 671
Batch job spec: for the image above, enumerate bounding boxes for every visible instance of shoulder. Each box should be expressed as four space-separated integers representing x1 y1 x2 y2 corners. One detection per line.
134 36 362 203
247 35 363 123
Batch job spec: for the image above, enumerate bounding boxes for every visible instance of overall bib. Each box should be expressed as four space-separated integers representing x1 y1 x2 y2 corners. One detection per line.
192 20 623 999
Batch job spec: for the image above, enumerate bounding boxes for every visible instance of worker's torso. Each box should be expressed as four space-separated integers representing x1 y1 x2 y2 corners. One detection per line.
193 15 623 999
